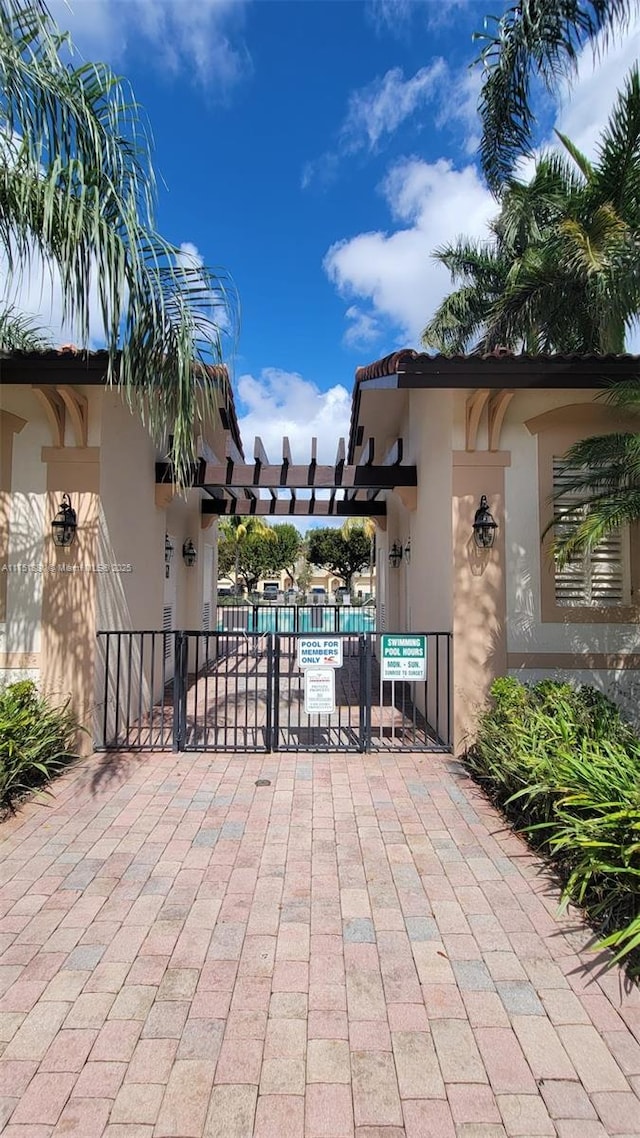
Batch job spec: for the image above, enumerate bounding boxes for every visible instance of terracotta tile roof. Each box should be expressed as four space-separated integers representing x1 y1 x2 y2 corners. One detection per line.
348 349 640 462
0 347 243 454
354 349 640 384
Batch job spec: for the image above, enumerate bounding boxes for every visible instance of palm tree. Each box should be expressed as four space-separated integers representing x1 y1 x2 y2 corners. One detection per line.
220 517 273 595
0 1 236 486
475 0 639 192
423 68 640 355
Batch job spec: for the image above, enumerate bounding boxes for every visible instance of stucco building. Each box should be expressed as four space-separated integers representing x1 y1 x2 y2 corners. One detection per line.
0 348 241 750
351 349 640 750
2 346 639 756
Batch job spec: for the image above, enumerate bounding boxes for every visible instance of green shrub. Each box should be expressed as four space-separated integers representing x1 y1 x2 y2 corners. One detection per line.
467 678 640 976
0 680 79 812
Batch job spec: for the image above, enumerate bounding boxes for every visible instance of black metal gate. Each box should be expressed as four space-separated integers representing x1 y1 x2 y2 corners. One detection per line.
96 629 452 754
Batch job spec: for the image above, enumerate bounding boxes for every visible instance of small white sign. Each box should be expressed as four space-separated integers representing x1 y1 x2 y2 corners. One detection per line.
297 637 343 669
304 667 336 715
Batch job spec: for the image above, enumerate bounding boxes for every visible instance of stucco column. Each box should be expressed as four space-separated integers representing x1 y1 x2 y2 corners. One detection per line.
0 411 27 624
452 452 509 754
40 447 101 755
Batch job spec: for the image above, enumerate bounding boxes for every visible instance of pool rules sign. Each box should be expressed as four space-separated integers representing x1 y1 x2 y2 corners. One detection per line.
380 634 427 681
304 667 336 715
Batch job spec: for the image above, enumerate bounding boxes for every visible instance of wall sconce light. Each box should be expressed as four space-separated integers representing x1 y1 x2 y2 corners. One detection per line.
51 493 77 547
472 495 498 549
404 539 411 565
389 540 403 568
183 539 198 568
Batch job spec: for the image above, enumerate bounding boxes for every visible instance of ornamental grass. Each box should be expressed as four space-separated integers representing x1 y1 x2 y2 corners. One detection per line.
467 677 640 977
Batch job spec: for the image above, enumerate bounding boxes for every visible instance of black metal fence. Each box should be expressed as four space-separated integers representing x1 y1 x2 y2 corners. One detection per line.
95 629 452 754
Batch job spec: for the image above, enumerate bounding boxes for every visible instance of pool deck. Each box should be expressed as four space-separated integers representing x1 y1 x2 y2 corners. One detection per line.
1 748 639 1137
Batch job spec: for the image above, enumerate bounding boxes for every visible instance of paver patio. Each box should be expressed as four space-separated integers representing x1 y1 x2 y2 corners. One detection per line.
1 748 639 1137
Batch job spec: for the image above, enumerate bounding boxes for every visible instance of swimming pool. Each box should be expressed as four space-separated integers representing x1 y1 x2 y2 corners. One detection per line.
216 604 376 634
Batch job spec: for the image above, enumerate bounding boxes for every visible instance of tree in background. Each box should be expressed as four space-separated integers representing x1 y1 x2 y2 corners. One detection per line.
295 556 313 598
218 519 303 595
475 0 638 192
423 69 640 355
219 517 272 593
342 518 376 597
271 524 303 586
307 525 371 596
0 1 235 486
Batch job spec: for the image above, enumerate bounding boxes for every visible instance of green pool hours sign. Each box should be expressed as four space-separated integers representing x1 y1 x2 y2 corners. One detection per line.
380 634 427 681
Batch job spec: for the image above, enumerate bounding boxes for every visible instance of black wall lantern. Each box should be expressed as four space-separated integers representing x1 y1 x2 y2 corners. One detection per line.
389 540 403 568
183 539 197 568
404 538 411 565
51 493 77 547
472 495 498 549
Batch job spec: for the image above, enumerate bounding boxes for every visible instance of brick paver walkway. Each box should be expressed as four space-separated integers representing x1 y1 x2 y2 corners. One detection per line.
1 750 639 1137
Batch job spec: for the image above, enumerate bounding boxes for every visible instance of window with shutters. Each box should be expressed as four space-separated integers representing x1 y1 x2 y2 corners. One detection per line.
552 458 631 608
525 402 639 624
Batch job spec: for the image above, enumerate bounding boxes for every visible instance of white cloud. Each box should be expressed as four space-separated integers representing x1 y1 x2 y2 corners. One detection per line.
236 368 351 465
367 0 470 35
324 17 640 352
342 62 447 153
551 15 640 160
303 58 481 187
436 65 482 156
324 157 495 347
343 306 382 350
48 0 251 92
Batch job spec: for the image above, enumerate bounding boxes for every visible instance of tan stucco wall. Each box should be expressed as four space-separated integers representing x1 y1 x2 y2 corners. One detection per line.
406 389 453 636
452 454 507 753
1 382 220 753
1 388 50 663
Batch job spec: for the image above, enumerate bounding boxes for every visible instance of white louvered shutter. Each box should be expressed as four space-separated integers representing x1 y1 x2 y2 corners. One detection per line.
163 604 173 659
553 459 629 607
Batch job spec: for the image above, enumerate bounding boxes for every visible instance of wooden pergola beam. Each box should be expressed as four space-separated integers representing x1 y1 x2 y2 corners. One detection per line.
157 460 416 490
202 498 386 517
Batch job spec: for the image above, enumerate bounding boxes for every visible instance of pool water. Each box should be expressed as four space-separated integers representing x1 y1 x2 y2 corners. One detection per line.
217 606 376 634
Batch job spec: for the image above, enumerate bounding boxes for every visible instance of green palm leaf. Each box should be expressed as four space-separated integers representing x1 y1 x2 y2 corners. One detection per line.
0 1 238 487
475 0 639 191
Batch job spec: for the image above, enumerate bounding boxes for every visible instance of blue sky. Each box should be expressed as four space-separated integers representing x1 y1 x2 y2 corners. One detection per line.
30 1 640 461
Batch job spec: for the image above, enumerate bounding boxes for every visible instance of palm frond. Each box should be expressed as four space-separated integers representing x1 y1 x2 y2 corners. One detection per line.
475 0 639 191
0 1 238 487
555 130 595 180
0 303 50 349
591 64 640 216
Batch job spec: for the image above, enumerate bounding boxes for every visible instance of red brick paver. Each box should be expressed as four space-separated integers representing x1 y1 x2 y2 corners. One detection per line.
1 750 640 1136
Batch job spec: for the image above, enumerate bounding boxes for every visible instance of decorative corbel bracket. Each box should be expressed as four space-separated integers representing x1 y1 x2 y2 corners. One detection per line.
33 386 66 447
488 390 514 452
465 389 490 452
56 385 88 447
